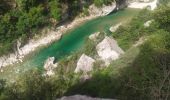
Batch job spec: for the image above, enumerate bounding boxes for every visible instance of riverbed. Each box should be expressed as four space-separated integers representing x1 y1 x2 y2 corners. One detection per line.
0 8 140 80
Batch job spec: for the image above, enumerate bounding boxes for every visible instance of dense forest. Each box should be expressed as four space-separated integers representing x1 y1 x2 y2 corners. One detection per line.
0 0 170 100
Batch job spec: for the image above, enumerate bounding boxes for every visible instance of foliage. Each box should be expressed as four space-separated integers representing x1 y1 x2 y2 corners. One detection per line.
93 0 114 7
49 0 61 21
153 6 170 31
0 0 97 56
0 69 79 100
64 30 170 100
17 6 46 36
112 9 154 50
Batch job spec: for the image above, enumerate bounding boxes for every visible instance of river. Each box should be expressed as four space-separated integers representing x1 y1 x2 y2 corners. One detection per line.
0 8 140 80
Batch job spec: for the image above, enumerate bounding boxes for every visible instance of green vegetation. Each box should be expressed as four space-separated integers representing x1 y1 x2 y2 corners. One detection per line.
93 0 114 7
1 0 115 56
112 9 154 50
0 1 170 100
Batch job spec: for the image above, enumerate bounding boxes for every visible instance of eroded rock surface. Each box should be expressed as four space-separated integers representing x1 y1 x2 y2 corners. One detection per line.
44 57 58 76
144 20 153 27
89 2 116 16
109 23 122 33
57 95 116 100
96 36 124 66
89 32 100 41
75 54 95 73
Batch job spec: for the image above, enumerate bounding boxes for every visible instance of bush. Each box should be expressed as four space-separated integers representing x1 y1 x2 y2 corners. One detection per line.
17 6 46 36
153 6 170 31
49 0 61 21
112 9 153 50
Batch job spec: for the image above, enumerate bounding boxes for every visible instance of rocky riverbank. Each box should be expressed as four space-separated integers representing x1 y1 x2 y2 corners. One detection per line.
0 3 116 71
128 0 158 10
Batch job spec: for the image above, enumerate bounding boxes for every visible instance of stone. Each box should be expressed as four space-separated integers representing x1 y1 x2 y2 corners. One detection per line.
109 23 122 33
144 20 153 27
96 36 124 66
75 54 95 73
88 2 116 16
44 57 58 76
56 95 116 100
89 32 100 40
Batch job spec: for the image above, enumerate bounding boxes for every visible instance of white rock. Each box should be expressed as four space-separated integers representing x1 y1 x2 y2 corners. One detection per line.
128 0 158 10
44 57 58 76
46 70 55 76
139 0 150 2
144 20 153 27
75 54 95 73
96 36 124 66
109 23 122 33
57 95 116 100
44 57 58 71
88 2 116 16
89 32 100 40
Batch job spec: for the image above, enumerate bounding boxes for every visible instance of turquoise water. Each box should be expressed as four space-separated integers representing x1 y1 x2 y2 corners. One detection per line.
0 8 139 79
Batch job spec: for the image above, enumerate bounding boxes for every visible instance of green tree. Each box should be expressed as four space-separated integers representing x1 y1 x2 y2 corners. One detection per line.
17 6 46 37
153 6 170 31
49 0 61 21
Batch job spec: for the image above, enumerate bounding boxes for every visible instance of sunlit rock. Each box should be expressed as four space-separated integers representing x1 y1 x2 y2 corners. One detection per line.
44 57 58 76
144 20 153 27
96 36 124 66
109 23 122 33
88 2 116 16
75 54 95 73
56 95 116 100
89 32 100 40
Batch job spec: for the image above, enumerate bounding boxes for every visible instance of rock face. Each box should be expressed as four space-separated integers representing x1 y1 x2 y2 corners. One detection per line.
89 2 116 16
128 0 158 10
109 23 122 33
0 30 62 70
0 40 23 70
44 57 58 76
75 54 95 73
96 36 124 66
115 0 128 10
144 20 153 27
89 32 100 41
56 95 116 100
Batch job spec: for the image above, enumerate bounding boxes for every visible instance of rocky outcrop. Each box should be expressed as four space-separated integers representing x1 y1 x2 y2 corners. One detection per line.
74 54 95 73
0 40 23 71
96 36 124 66
44 57 58 76
88 2 116 16
0 30 62 70
144 20 153 27
115 0 128 10
109 23 122 33
89 32 100 41
128 0 158 10
56 95 116 100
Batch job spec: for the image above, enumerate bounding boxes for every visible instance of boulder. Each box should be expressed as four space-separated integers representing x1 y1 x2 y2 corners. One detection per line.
75 54 95 73
89 32 100 40
96 36 124 66
109 23 122 33
44 57 58 76
88 2 116 16
56 95 116 100
144 20 153 27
